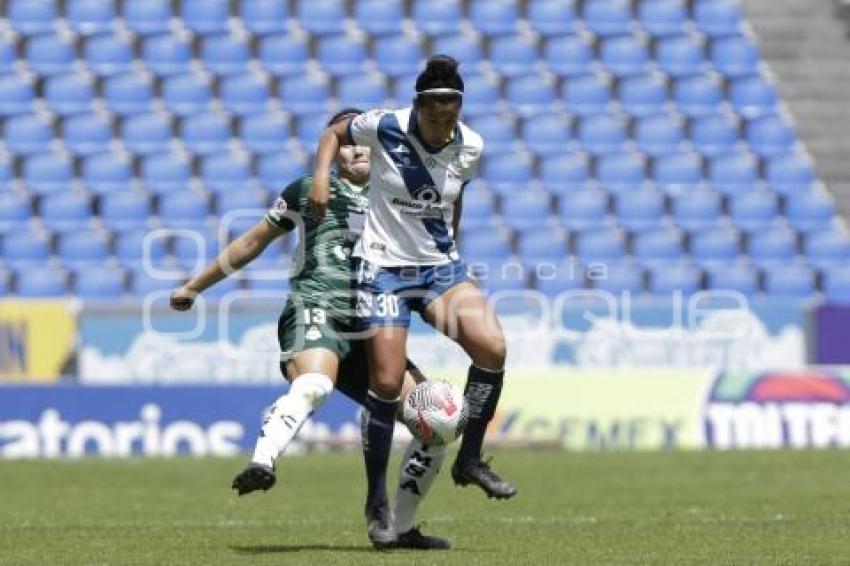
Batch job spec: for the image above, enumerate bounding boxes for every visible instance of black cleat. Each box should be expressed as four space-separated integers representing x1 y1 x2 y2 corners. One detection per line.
451 458 517 499
365 500 396 550
394 526 451 550
231 463 276 496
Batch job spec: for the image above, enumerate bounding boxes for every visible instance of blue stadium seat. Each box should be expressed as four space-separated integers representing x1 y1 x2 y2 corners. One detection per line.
461 231 512 263
655 34 709 77
522 115 572 155
557 189 609 231
673 75 723 117
0 194 32 234
583 0 635 37
747 226 797 266
278 74 331 115
63 113 112 155
23 152 74 195
691 112 741 157
474 262 530 294
258 152 309 191
804 230 850 268
633 228 684 265
241 112 290 154
75 266 126 299
577 114 627 154
730 191 779 232
518 229 569 263
15 267 68 297
82 153 132 195
240 0 288 35
786 192 836 233
9 0 56 35
101 191 151 231
705 264 758 295
711 35 761 78
355 0 404 36
729 74 778 119
765 152 815 196
600 35 651 77
490 35 540 78
337 75 389 108
468 115 517 153
201 276 243 299
116 229 166 265
104 73 154 115
0 160 13 192
181 113 231 155
225 215 265 239
461 187 496 230
481 152 534 195
317 35 368 77
540 153 592 195
84 34 133 76
0 41 15 74
130 267 185 296
41 193 94 232
500 191 553 232
592 262 644 294
708 151 758 196
142 34 192 76
141 152 192 194
200 152 251 193
296 0 346 36
648 263 702 295
221 73 270 115
634 112 685 156
653 151 703 194
746 114 797 157
295 112 328 149
527 0 578 37
618 73 669 116
2 229 51 267
461 74 502 116
67 0 116 36
201 35 251 76
544 35 597 77
44 74 95 115
412 0 462 36
506 75 556 117
616 189 665 232
391 73 418 107
124 0 172 35
690 228 740 266
763 265 815 299
259 34 309 77
0 271 9 296
181 0 230 35
374 36 424 78
596 152 647 194
5 114 53 155
162 73 212 116
123 113 173 155
57 229 109 266
822 267 850 304
172 229 222 270
562 74 611 116
469 0 519 36
215 188 268 216
432 34 484 67
576 229 626 262
243 277 291 293
693 0 744 37
158 191 210 229
671 190 721 231
26 35 74 76
533 261 586 296
638 0 687 36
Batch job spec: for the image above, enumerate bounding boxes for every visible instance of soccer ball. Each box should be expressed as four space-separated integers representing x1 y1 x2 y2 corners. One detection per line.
401 380 467 445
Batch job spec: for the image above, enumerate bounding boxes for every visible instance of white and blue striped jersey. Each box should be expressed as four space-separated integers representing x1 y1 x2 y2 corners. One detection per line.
348 107 483 266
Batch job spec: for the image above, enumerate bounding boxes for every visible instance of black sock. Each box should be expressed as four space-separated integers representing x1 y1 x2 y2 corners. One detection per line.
457 365 504 465
362 391 398 510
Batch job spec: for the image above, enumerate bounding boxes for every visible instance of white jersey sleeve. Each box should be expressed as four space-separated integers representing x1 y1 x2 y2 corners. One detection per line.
348 109 390 148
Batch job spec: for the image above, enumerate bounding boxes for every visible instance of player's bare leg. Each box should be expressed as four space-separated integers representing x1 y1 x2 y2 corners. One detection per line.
424 282 517 500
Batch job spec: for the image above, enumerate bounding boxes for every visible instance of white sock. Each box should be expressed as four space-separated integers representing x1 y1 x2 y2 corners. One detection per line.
251 373 334 468
392 438 448 533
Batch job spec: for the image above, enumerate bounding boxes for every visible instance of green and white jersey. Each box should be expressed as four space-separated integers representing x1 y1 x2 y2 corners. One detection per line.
265 175 369 320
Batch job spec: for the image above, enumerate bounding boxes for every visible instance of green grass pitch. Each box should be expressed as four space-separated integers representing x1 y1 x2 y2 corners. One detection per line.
2 449 850 565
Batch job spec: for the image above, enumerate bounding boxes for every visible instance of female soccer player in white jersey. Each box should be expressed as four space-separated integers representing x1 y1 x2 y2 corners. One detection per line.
309 56 517 527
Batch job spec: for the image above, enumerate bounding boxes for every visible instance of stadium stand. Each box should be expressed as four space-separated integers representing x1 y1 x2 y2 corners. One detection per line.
0 0 842 301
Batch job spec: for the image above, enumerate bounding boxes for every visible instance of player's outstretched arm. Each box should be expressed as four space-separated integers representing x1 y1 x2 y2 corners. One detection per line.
308 118 352 219
170 220 284 310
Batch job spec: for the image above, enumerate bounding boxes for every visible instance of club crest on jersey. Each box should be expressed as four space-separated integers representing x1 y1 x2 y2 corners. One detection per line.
272 197 287 213
305 326 322 341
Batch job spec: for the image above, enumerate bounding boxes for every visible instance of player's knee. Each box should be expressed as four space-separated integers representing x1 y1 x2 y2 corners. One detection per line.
473 337 506 370
370 374 403 399
290 372 334 410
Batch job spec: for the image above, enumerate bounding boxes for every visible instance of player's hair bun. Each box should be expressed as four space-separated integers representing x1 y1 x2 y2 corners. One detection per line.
415 55 464 94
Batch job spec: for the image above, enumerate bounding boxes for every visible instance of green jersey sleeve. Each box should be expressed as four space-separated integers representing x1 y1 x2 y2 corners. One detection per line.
265 178 307 231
